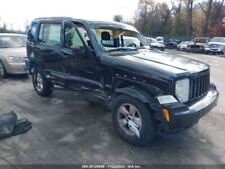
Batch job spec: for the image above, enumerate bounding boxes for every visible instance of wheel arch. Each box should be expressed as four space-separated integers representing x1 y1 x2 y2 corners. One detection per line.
109 83 164 134
109 78 164 119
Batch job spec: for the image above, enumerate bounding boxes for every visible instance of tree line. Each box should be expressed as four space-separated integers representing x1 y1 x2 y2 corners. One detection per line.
0 18 27 34
0 23 25 34
114 0 225 40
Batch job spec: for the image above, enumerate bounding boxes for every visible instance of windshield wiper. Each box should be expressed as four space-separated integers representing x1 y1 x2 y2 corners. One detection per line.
107 47 138 52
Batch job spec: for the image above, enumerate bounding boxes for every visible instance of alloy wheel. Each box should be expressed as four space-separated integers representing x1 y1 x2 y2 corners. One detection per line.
34 72 44 92
117 103 142 136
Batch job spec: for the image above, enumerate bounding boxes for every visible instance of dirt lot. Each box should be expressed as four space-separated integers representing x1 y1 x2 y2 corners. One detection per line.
0 50 225 165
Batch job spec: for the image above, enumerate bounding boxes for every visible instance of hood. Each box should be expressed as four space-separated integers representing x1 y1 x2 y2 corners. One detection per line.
151 42 165 48
0 47 26 57
102 50 209 79
208 42 225 47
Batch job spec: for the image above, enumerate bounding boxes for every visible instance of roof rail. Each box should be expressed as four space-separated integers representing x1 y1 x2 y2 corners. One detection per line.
34 17 74 20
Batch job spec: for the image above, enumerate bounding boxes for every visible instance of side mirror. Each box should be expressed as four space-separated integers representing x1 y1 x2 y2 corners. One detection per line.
28 30 35 42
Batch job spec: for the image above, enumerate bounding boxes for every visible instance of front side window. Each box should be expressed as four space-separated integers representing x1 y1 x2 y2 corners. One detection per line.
64 23 84 49
0 36 26 48
38 23 61 46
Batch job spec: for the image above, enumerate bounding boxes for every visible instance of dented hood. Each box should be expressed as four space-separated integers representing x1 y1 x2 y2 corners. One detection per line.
102 50 209 79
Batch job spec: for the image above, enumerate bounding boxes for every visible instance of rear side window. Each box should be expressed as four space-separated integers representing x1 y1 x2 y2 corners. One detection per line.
38 23 61 47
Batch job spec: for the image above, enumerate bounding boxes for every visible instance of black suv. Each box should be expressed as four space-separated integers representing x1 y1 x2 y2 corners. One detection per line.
27 17 219 146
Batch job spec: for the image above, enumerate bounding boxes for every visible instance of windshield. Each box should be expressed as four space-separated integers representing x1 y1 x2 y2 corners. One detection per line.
156 37 163 42
210 37 225 43
0 36 26 48
194 38 208 43
91 27 150 52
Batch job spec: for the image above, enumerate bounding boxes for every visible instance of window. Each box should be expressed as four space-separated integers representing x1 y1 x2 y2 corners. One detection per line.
94 29 114 47
64 23 84 49
92 28 146 51
38 23 61 46
77 24 94 49
0 36 26 48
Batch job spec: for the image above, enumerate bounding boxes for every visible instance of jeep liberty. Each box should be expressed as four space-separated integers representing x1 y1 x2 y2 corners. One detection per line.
26 17 219 146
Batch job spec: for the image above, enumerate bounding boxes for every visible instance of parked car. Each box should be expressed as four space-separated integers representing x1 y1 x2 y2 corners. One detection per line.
123 36 141 48
171 39 182 45
27 17 219 146
177 41 190 51
186 37 210 53
204 37 225 54
0 33 28 78
164 39 178 49
145 37 165 51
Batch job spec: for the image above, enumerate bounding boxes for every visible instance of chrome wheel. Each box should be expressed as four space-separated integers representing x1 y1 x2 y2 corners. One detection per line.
117 103 142 136
34 72 44 92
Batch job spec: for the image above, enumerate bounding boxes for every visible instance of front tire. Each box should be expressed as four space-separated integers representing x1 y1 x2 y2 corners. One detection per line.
111 95 156 146
0 61 7 79
32 69 53 97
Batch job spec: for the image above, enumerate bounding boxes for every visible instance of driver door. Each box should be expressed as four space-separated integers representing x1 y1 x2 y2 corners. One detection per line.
61 21 104 92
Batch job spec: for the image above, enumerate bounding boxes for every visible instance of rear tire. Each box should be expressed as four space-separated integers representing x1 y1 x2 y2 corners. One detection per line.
32 69 53 97
0 61 7 79
111 95 156 146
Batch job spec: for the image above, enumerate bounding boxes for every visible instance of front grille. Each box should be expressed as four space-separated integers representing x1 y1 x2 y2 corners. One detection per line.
189 71 210 101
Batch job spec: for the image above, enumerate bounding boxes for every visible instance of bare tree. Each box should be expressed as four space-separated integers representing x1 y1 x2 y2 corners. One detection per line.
211 0 225 24
158 2 175 35
113 15 123 22
185 0 194 38
174 0 183 14
199 0 214 36
135 0 155 35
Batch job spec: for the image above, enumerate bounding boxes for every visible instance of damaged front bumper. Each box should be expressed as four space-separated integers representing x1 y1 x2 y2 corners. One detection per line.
157 84 219 133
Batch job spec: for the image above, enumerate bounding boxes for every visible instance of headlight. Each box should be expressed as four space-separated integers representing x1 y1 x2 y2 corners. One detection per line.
5 56 25 63
175 78 190 103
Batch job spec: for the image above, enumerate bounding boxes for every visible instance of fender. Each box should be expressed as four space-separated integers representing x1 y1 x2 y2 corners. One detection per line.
110 86 159 111
109 86 166 132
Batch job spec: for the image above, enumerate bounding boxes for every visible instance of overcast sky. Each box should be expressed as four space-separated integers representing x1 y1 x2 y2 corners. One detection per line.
0 0 177 31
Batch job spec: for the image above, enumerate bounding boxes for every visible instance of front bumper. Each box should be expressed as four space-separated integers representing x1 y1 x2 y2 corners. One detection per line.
4 62 28 74
205 48 223 53
186 47 205 53
160 85 219 132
